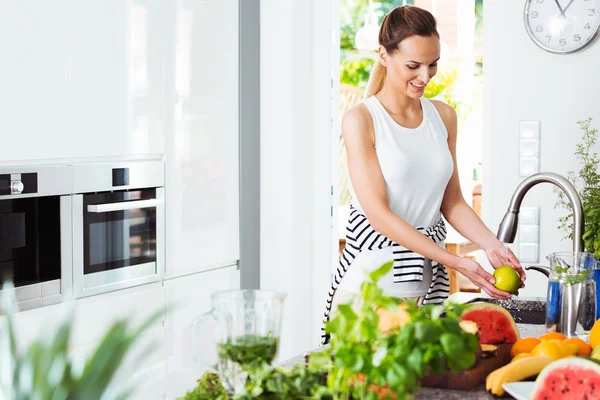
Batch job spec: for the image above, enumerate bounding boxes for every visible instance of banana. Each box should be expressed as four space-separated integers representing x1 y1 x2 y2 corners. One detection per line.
485 356 554 396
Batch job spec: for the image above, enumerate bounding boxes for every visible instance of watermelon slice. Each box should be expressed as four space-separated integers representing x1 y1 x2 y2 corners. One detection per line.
459 302 520 345
531 357 600 399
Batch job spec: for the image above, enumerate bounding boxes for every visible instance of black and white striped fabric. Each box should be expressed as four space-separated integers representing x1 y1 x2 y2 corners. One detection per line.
321 205 450 344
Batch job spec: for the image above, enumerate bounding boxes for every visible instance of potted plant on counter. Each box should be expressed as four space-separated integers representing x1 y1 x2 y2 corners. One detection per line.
555 118 600 259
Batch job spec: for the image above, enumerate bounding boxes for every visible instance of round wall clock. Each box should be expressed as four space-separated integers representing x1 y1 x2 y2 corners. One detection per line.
524 0 600 54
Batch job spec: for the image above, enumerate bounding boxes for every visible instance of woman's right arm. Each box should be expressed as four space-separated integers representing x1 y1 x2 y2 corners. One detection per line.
342 106 510 299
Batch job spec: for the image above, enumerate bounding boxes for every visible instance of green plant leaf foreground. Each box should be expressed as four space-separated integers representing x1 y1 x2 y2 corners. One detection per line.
219 262 479 400
0 281 167 400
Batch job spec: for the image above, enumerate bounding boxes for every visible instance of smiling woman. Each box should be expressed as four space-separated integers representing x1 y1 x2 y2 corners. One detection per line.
323 4 525 344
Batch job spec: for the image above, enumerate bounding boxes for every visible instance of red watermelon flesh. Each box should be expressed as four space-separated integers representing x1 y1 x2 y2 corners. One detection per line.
459 303 520 345
532 357 600 400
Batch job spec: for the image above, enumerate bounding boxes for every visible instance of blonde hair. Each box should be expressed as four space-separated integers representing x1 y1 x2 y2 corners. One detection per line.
365 60 386 98
364 5 439 99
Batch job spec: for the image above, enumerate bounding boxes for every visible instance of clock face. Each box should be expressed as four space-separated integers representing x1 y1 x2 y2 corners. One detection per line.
524 0 600 54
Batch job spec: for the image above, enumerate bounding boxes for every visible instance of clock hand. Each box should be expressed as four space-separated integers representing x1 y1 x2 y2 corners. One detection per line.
553 0 566 17
562 0 575 15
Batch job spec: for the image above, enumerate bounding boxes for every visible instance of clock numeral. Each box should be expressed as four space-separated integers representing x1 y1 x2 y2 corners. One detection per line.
574 34 582 41
560 38 567 46
585 23 592 29
531 11 539 18
590 9 597 16
536 25 543 32
546 35 552 42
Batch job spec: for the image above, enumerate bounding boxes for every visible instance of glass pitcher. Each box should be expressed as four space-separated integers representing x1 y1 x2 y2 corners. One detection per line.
192 289 286 395
538 252 596 337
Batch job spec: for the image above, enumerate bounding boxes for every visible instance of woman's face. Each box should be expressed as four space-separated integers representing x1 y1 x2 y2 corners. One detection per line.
379 35 441 100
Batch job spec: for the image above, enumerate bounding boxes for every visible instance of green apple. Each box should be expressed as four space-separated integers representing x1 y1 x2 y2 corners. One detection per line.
591 345 600 360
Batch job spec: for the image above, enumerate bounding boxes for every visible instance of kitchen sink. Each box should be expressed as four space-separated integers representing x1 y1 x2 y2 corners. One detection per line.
460 297 546 325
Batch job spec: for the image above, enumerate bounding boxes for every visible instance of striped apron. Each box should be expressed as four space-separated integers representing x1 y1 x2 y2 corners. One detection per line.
321 205 450 344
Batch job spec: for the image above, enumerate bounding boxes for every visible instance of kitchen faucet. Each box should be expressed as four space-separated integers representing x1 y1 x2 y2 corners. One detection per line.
496 172 584 255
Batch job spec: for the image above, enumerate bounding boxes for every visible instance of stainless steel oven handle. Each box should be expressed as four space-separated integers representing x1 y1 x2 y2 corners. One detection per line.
87 199 162 213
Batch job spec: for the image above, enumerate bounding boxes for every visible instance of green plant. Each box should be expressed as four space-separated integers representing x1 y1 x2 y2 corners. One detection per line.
325 261 478 399
555 118 600 258
0 282 165 400
179 371 229 400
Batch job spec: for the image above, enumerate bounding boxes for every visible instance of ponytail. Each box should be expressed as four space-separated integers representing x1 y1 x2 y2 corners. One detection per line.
365 59 386 98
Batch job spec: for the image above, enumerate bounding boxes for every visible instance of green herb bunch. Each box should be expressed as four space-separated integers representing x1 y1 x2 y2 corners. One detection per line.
555 118 600 258
324 262 479 400
178 371 229 400
234 356 333 400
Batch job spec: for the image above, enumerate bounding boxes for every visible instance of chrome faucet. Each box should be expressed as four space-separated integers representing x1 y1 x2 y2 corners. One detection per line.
497 172 584 255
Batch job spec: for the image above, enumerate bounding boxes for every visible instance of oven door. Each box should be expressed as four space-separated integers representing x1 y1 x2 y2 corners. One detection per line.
73 188 164 298
0 195 72 310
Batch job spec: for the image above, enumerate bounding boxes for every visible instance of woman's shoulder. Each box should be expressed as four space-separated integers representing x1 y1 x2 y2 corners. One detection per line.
428 99 457 125
342 102 374 132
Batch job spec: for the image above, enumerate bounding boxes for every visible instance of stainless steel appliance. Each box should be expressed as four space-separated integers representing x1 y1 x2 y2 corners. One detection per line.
0 165 72 310
72 161 164 298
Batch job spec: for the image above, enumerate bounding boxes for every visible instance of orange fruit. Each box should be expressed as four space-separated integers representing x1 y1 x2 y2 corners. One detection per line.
590 319 600 349
511 337 541 358
564 337 592 357
512 352 531 361
539 332 567 342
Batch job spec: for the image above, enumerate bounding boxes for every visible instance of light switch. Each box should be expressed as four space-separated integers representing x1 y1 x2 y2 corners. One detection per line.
520 120 540 139
519 157 540 177
519 225 539 243
520 206 539 225
520 139 540 158
519 243 539 263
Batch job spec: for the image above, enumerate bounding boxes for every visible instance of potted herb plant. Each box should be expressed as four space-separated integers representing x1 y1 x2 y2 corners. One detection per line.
555 118 600 258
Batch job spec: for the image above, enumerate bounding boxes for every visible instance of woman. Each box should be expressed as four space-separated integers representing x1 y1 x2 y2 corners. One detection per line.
322 5 524 342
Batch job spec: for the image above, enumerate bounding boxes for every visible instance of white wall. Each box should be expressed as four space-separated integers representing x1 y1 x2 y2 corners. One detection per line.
483 0 600 297
260 0 337 360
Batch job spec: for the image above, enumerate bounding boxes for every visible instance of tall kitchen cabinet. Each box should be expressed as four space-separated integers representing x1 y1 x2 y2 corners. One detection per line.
0 1 165 162
163 0 241 398
164 0 240 278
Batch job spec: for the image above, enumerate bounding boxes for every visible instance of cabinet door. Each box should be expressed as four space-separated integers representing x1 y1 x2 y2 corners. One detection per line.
13 283 167 398
165 0 240 278
69 0 165 159
0 1 70 161
165 265 240 399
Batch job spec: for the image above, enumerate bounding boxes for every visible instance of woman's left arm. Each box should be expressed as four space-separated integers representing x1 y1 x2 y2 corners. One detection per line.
432 101 525 281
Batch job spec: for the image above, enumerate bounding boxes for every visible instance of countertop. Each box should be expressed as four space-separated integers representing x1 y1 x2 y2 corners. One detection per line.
280 323 548 400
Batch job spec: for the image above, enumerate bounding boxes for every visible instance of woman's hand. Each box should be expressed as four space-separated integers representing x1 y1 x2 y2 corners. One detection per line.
485 244 526 284
452 258 512 300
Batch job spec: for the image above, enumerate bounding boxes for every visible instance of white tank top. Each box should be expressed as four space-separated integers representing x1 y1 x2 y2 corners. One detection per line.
339 95 454 297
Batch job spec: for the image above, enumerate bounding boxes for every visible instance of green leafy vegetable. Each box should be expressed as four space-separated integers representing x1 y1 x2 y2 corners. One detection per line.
178 371 229 400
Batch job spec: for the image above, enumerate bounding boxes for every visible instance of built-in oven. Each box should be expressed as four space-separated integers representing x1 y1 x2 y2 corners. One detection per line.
0 165 72 310
72 161 164 298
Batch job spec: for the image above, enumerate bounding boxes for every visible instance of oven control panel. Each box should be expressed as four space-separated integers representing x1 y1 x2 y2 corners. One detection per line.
0 173 37 195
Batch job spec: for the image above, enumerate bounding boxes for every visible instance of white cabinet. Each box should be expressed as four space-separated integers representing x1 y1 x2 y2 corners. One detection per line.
13 283 167 399
70 0 165 159
165 265 240 399
165 0 240 278
0 0 165 162
0 1 70 162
